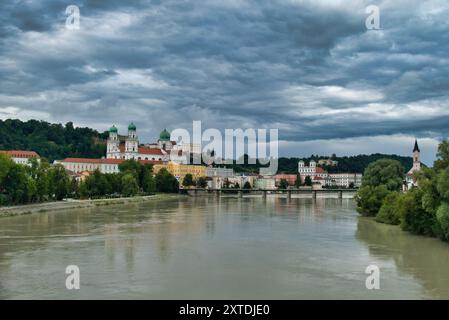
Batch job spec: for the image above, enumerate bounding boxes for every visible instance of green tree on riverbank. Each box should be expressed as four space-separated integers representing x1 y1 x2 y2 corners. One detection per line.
357 140 449 242
0 154 71 205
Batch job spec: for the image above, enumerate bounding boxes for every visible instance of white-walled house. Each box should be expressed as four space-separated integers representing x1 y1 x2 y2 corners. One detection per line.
0 150 40 165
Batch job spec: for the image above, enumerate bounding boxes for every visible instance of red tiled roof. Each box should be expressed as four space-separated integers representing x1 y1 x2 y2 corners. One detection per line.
0 150 39 158
117 145 164 155
138 147 164 155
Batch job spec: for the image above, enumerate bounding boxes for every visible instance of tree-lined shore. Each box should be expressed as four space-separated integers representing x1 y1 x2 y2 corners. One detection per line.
0 155 179 207
356 140 449 242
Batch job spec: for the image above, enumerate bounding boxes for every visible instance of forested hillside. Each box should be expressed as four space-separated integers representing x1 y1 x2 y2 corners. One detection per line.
0 119 107 161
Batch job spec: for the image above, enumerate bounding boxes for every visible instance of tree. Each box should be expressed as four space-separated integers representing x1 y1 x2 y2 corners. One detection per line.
142 174 156 193
436 202 449 241
182 174 195 187
155 168 179 193
196 177 207 188
121 173 139 197
361 159 404 191
399 188 437 237
243 181 252 189
355 185 390 216
278 179 289 189
304 176 312 186
434 140 449 171
376 192 402 225
48 164 70 200
295 174 301 188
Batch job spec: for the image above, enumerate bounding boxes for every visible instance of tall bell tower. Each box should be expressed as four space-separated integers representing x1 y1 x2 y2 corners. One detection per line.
125 122 139 159
107 125 120 159
412 139 421 171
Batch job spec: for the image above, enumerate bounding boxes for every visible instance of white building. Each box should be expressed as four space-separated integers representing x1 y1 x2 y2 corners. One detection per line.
106 123 171 162
298 160 328 180
206 167 235 178
254 177 276 190
327 173 362 188
405 139 422 190
107 123 201 164
55 157 163 174
0 150 40 165
298 160 361 188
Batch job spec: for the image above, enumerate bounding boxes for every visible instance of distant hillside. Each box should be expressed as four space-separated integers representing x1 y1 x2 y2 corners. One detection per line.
0 119 108 161
222 154 414 174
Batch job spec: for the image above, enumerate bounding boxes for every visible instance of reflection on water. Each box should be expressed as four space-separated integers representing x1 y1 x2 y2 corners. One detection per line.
356 218 449 299
0 197 448 299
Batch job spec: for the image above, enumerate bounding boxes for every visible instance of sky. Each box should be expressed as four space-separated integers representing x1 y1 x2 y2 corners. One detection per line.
1 0 448 165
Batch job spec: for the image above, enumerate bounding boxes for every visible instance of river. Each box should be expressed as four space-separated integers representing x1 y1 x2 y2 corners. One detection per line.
0 196 448 299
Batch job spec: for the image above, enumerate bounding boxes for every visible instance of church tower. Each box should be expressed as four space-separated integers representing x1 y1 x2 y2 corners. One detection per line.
125 122 139 159
106 125 120 159
412 139 421 171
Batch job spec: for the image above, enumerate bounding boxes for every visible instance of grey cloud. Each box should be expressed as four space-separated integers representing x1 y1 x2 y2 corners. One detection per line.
0 0 448 161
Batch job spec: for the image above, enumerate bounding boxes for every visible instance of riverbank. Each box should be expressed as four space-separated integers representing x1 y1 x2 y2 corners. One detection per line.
0 193 185 218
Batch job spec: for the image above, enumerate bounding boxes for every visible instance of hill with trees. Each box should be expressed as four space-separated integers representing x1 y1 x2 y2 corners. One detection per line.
0 119 107 161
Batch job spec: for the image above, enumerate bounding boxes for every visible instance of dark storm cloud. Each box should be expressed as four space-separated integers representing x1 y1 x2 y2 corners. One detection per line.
0 0 449 159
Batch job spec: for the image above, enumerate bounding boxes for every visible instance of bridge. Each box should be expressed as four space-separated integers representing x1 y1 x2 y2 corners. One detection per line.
180 188 357 199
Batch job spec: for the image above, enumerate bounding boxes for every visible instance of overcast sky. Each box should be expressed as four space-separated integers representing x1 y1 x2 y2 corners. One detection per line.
1 0 448 165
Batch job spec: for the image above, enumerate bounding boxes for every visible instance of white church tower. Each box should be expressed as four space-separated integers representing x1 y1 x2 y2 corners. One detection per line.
125 122 139 159
106 125 120 159
412 139 421 172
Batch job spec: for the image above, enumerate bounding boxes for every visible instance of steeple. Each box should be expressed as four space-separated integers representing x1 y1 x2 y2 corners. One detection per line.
413 139 420 153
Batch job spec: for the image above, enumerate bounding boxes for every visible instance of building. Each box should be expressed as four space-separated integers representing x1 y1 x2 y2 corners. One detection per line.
327 173 362 188
107 124 171 161
273 174 298 187
107 123 200 164
55 158 162 174
0 150 40 165
298 159 361 188
254 177 276 190
405 139 422 190
153 161 206 182
206 167 235 178
298 160 328 181
318 158 338 166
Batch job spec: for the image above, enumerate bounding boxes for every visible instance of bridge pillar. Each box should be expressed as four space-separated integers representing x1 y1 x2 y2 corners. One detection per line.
312 190 317 199
194 189 198 196
262 190 267 199
238 190 243 198
338 190 343 199
287 190 291 200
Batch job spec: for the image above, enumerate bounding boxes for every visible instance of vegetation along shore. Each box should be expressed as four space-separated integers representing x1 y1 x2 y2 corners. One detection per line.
356 140 449 243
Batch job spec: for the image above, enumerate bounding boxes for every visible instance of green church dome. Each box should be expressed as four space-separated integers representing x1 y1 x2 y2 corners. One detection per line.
128 122 136 131
159 128 170 141
109 125 118 133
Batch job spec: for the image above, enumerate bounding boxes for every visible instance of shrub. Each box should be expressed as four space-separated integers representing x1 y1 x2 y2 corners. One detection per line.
376 192 402 225
436 202 449 241
399 189 437 237
355 185 390 216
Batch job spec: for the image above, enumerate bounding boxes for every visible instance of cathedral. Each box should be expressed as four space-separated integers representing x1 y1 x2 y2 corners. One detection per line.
106 123 176 162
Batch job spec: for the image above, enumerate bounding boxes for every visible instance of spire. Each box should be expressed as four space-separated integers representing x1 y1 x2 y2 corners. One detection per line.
413 139 420 153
